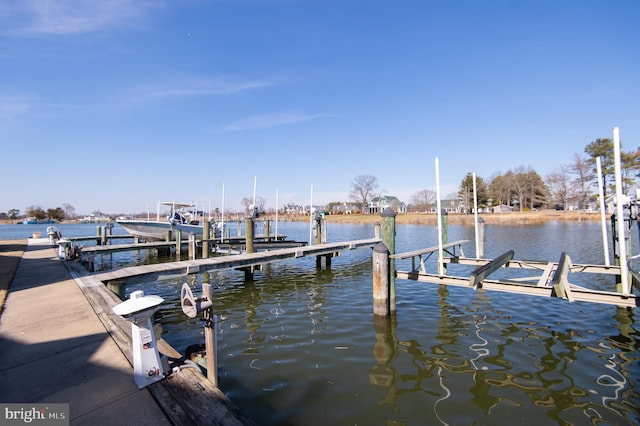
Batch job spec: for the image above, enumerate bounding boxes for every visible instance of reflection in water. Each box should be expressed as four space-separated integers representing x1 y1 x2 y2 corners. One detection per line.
370 314 398 402
362 285 639 425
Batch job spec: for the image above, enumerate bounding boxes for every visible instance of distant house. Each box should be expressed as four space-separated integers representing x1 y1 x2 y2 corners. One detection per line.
492 204 513 213
368 195 407 214
331 202 359 215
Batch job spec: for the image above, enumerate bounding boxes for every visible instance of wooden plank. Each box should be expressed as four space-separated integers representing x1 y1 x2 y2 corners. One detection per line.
550 252 574 301
469 250 514 288
392 239 469 259
537 262 556 287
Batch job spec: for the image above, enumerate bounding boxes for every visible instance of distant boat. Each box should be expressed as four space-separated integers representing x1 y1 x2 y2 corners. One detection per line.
116 202 220 242
22 217 55 225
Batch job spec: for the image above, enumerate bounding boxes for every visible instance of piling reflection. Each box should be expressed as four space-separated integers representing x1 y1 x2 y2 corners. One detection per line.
370 314 398 403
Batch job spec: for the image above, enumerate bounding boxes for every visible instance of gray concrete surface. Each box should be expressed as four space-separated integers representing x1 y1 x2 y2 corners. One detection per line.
0 242 170 425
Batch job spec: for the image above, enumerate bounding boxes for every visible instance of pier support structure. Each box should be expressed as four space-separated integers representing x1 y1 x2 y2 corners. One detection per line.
244 217 255 281
380 208 396 313
372 242 391 316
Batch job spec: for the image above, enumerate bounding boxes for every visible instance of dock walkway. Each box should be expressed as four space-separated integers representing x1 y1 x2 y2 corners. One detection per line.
0 241 170 424
0 241 252 425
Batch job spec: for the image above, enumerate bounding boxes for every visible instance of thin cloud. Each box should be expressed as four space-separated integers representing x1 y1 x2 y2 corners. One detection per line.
124 77 275 104
223 112 323 132
2 0 157 36
0 95 32 115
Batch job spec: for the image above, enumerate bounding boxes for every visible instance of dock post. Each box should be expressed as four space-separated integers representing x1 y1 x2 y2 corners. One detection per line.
96 226 102 246
202 221 210 259
380 208 396 312
477 217 485 259
612 214 621 289
175 230 182 259
188 233 196 260
314 214 324 269
244 217 255 281
612 212 633 293
101 226 107 246
202 283 217 386
265 220 271 242
321 216 327 243
441 210 449 274
87 253 95 273
374 222 381 239
372 242 390 316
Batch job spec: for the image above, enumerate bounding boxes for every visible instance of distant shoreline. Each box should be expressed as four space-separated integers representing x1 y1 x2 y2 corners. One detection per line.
322 210 605 225
0 210 606 227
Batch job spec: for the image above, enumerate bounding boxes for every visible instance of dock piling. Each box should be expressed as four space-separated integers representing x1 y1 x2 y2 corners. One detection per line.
202 220 210 259
244 217 255 281
380 208 396 312
202 283 217 386
175 230 182 259
188 233 196 260
372 242 391 316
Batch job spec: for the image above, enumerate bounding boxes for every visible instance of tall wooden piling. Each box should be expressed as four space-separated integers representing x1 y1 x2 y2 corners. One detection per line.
202 220 210 259
264 220 271 242
477 217 485 258
380 208 396 312
188 233 196 260
611 213 632 293
244 217 255 281
101 226 108 246
314 215 331 269
175 230 182 259
372 242 390 316
440 210 448 274
202 283 217 386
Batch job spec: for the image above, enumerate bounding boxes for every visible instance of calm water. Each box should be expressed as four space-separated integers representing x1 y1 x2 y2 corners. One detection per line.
2 221 639 425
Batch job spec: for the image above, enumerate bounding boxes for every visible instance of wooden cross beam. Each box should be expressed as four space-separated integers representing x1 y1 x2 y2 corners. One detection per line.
469 250 515 289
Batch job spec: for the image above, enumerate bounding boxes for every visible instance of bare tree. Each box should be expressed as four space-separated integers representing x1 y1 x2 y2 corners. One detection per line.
240 196 266 216
546 166 570 209
568 153 594 210
410 189 435 212
349 175 378 213
62 203 76 219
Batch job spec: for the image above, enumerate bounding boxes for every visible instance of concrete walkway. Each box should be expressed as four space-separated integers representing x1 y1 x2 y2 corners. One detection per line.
0 242 170 425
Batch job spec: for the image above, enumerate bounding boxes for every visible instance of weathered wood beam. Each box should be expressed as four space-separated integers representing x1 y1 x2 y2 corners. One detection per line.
469 250 514 289
551 252 574 301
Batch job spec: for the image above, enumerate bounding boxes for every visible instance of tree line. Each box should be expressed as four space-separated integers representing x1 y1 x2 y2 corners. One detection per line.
349 137 640 213
0 204 76 221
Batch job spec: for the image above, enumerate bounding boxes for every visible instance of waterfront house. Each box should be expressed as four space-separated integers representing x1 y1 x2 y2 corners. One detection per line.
368 196 407 214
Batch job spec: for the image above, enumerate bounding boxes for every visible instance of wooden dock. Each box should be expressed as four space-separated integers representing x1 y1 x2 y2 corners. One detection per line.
91 238 381 285
64 259 254 425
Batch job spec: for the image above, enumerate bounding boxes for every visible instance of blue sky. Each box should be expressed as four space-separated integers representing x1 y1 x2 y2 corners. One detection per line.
1 0 638 216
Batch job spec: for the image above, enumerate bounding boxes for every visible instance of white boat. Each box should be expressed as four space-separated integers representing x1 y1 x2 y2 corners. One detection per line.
116 202 220 241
